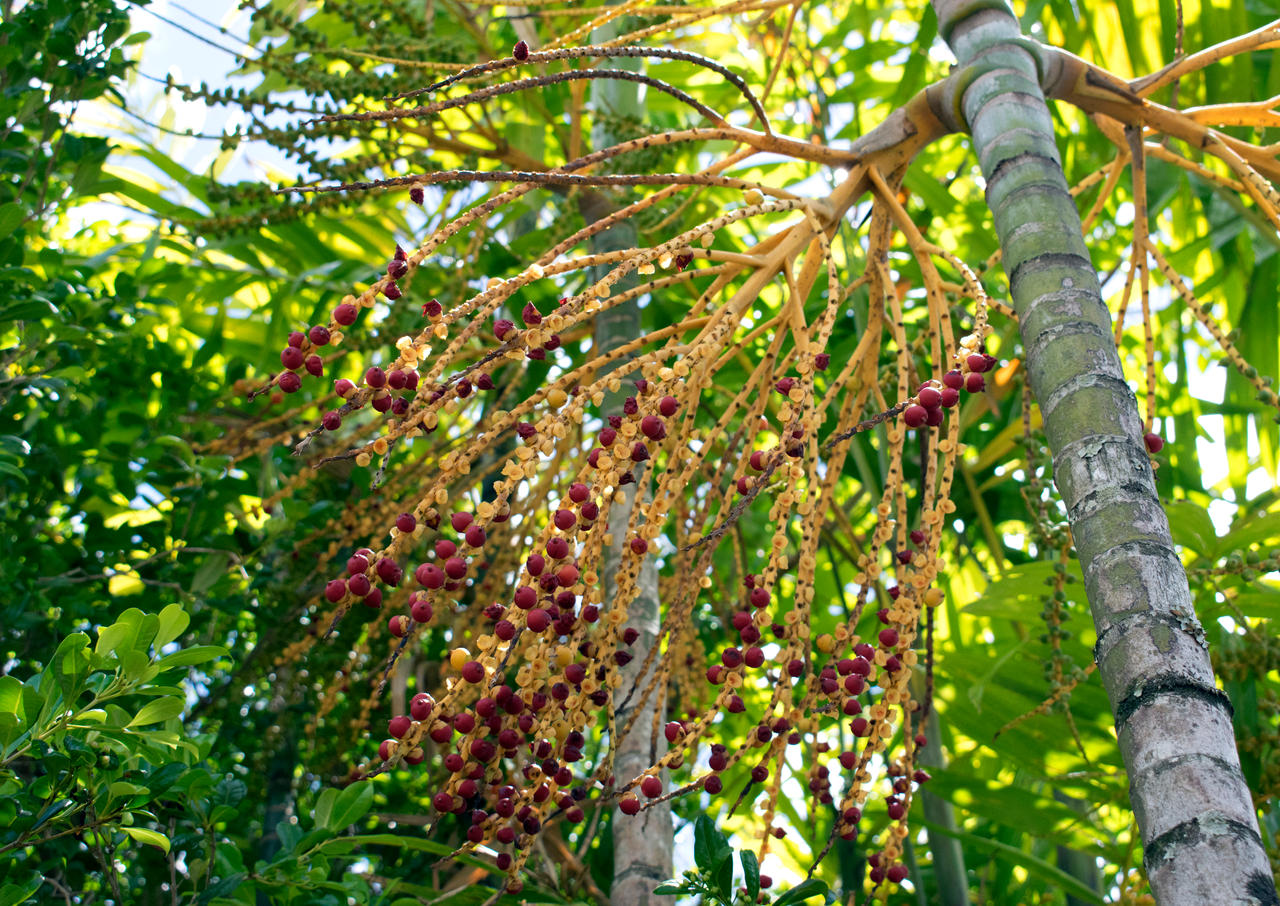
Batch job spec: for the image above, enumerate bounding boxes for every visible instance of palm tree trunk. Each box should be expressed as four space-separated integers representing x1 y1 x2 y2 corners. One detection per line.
929 2 1276 903
582 13 673 905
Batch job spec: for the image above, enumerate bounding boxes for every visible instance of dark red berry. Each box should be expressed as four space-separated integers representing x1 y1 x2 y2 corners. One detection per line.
965 373 985 393
384 281 402 300
409 186 424 205
365 367 386 388
279 372 301 393
942 370 964 390
513 39 529 60
305 355 323 376
281 347 304 370
309 325 330 346
903 404 927 428
1144 431 1164 453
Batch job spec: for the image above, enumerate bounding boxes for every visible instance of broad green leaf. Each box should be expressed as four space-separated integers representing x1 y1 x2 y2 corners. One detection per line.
1165 500 1219 556
153 603 190 649
740 848 760 902
314 787 339 832
108 781 148 800
155 646 227 671
652 882 685 895
772 878 832 906
0 875 44 906
0 675 21 715
326 781 375 831
0 203 23 240
693 814 729 874
126 697 184 727
123 826 171 853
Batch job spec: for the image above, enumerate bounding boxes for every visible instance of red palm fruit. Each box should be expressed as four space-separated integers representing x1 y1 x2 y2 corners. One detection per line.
903 404 927 427
451 512 473 532
333 303 358 325
546 537 569 559
659 395 679 416
599 427 617 446
1144 432 1164 453
557 564 579 587
554 509 576 531
396 513 416 534
966 353 988 373
309 325 330 346
348 574 371 596
324 579 346 602
513 39 529 60
918 386 941 408
940 386 960 407
640 776 662 798
461 661 485 683
376 557 400 583
494 318 515 339
526 553 545 576
278 371 301 393
814 353 830 370
410 694 433 720
387 258 408 280
465 524 486 547
521 302 542 326
388 615 409 637
365 367 386 388
527 609 550 632
926 406 945 427
640 415 666 439
383 281 402 300
287 330 305 348
389 715 412 738
333 378 355 397
942 369 964 389
513 586 537 609
965 373 985 393
281 346 304 370
619 795 640 815
410 598 433 623
629 537 648 554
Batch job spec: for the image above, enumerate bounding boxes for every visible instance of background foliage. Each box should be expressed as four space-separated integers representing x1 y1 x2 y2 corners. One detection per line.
2 0 1278 904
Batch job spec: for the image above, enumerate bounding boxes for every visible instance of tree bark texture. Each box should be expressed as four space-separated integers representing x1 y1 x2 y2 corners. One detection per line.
583 14 673 905
930 2 1276 903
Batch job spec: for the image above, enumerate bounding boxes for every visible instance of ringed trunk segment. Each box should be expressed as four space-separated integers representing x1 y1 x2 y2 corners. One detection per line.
930 1 1276 903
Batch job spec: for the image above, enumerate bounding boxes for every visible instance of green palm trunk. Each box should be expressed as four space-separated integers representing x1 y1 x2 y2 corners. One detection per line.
930 2 1276 902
